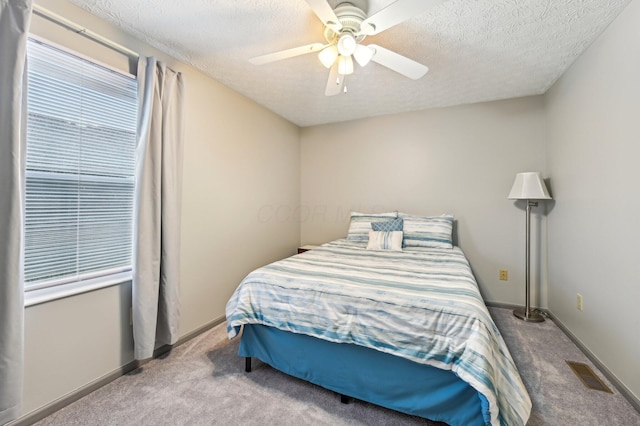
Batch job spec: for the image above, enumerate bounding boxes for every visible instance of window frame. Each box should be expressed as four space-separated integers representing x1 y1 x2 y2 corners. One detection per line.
23 35 137 306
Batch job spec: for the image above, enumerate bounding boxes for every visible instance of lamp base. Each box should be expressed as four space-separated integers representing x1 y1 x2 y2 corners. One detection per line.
513 308 545 322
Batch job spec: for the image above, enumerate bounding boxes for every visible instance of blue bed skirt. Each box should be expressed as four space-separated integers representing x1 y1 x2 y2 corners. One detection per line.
239 324 490 426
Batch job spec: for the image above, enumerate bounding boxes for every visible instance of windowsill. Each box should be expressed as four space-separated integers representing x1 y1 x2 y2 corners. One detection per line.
24 271 133 307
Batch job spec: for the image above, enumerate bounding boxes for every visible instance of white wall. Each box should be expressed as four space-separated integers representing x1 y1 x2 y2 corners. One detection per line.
300 97 548 305
22 0 300 417
545 0 640 400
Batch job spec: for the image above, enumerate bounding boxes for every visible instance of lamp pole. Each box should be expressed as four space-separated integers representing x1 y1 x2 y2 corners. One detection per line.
513 200 544 322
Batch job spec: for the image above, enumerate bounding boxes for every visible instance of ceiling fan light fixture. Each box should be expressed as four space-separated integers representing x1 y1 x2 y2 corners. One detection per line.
337 54 354 75
250 0 436 97
353 44 374 66
318 45 338 68
337 33 357 56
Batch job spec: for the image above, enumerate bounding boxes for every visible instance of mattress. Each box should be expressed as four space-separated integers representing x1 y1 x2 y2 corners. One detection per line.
226 239 531 425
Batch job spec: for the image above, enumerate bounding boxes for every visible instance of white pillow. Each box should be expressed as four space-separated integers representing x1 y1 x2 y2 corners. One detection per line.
366 230 403 251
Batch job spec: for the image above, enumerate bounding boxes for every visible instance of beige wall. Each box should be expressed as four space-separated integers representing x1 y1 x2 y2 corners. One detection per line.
22 0 300 416
545 0 640 400
300 97 548 305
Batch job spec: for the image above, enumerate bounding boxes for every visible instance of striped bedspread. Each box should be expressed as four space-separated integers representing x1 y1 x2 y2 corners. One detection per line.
226 239 531 426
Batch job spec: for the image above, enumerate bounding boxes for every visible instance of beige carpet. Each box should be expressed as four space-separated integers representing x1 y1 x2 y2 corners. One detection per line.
34 307 640 426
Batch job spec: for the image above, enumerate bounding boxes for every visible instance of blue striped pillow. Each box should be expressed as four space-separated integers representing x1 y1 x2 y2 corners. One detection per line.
366 230 403 251
400 214 453 249
371 218 403 232
347 211 398 244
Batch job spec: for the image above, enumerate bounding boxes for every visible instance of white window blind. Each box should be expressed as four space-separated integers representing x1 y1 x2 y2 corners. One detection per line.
25 38 137 291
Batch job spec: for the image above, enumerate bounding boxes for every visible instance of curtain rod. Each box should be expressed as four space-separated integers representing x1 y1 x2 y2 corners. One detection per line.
32 4 139 59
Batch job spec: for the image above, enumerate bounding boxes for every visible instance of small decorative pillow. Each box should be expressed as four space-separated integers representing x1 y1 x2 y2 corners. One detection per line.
371 217 403 232
347 211 398 244
400 213 453 249
366 230 403 251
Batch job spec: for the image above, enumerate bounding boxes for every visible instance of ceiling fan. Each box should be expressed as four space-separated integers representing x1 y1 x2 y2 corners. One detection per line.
250 0 444 96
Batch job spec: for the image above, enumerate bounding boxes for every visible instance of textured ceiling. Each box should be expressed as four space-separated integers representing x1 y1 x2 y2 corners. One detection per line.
67 0 631 127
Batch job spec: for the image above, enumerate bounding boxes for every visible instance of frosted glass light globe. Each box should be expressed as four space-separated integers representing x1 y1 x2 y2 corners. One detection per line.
337 33 356 56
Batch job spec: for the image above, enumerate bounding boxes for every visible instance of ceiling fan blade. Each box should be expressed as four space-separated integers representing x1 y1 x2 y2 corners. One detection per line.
358 0 445 36
368 44 428 79
249 43 326 65
305 0 343 32
325 62 344 96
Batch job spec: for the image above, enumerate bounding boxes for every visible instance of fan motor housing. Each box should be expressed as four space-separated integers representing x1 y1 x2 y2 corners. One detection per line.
324 2 367 43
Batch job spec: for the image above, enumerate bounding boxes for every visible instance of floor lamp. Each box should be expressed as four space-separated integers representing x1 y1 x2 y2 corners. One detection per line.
508 172 552 322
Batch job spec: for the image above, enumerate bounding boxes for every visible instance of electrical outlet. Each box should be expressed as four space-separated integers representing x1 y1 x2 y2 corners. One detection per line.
576 293 583 311
499 269 508 281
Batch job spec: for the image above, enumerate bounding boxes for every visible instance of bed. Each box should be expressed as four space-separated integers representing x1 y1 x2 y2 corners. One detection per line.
226 214 531 426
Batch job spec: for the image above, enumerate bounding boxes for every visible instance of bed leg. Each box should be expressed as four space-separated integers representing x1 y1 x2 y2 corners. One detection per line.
340 394 350 404
245 357 252 373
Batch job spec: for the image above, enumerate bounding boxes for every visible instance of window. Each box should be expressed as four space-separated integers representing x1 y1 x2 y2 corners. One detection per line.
24 37 138 294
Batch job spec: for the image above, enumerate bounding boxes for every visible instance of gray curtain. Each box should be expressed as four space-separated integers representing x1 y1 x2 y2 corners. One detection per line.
133 57 185 360
0 0 32 423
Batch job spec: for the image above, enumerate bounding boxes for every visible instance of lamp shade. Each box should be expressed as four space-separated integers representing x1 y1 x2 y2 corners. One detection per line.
353 44 374 66
318 45 338 68
508 172 552 200
337 55 354 75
